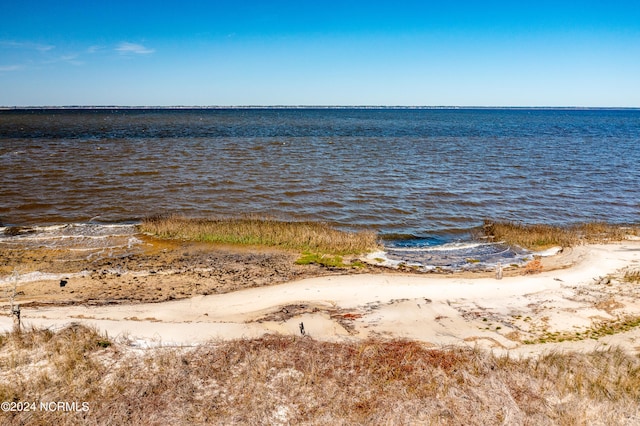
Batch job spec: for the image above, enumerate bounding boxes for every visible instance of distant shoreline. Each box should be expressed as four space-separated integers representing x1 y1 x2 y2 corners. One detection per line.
2 105 640 111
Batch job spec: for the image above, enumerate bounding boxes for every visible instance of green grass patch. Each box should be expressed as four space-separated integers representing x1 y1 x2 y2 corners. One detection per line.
295 254 367 269
295 253 345 268
96 339 112 348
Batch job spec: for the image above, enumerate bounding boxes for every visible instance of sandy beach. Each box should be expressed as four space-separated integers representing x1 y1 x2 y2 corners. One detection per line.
2 239 639 356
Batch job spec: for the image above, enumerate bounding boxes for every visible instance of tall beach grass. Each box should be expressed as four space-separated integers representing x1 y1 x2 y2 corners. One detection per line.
480 220 639 250
138 214 380 255
1 326 639 425
139 216 639 253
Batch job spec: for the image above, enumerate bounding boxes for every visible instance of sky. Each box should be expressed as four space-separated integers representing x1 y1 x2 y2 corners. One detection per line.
1 1 639 107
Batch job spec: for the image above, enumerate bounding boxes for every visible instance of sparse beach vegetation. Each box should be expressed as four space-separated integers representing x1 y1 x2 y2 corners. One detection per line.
623 270 640 283
138 214 380 256
1 325 639 425
523 315 640 344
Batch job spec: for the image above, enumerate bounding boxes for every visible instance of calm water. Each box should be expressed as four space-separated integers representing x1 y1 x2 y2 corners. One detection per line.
1 108 639 268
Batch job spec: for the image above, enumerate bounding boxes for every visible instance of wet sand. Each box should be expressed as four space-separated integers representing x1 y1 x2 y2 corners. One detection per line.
0 235 358 306
2 236 640 356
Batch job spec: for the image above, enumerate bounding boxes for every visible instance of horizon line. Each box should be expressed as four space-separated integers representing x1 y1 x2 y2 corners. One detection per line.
2 105 640 110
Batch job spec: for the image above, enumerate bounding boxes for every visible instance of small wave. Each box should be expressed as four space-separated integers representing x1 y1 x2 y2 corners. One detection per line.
66 236 142 252
2 223 135 233
380 233 419 241
387 241 496 253
119 170 161 177
31 224 70 231
364 251 426 270
0 222 141 252
365 249 531 272
4 233 135 242
371 237 532 272
16 203 55 211
534 246 563 257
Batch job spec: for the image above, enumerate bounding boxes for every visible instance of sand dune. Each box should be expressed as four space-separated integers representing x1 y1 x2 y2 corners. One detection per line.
2 241 640 355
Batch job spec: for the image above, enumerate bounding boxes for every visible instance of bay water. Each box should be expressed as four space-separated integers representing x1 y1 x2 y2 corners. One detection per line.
2 108 638 269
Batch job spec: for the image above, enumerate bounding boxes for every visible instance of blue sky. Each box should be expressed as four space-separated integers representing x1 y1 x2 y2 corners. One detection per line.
1 1 639 106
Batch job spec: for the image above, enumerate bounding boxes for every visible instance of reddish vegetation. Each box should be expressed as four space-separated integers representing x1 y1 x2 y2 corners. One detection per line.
524 258 544 275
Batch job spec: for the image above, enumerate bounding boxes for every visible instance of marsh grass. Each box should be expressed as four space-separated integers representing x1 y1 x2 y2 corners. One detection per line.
576 222 638 243
480 221 639 250
2 326 640 425
139 214 380 255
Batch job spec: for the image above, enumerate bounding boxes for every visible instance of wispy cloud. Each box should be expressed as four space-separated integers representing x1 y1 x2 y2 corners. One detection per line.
115 42 155 55
0 65 23 72
36 44 54 52
0 41 55 52
35 52 83 67
0 40 90 72
58 54 83 66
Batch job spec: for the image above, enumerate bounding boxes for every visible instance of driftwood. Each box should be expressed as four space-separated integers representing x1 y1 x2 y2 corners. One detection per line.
11 304 21 333
9 271 21 332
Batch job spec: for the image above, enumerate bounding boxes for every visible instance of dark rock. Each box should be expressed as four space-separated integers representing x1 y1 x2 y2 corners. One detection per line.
5 226 35 236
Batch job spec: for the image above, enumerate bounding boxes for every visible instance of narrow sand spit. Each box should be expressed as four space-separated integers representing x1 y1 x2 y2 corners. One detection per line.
2 241 640 355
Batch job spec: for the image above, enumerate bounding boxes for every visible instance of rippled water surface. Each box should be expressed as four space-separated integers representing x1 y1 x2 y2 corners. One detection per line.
2 108 639 241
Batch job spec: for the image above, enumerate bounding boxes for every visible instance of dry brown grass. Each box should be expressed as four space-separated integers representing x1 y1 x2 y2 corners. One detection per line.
624 270 640 283
575 222 640 243
480 221 639 250
480 221 578 249
1 326 640 425
138 215 380 255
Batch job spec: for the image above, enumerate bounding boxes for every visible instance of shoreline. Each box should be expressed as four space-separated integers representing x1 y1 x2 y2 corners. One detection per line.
2 236 640 356
8 218 635 282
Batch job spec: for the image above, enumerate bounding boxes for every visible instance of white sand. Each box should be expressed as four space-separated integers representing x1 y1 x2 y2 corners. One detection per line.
2 241 640 355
